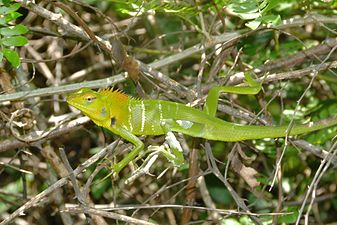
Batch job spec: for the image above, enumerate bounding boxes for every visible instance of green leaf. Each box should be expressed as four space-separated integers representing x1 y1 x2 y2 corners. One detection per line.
0 3 20 14
0 0 12 6
0 5 9 14
0 24 29 36
0 51 3 62
0 12 22 25
258 0 269 10
246 20 261 30
0 16 8 25
261 14 282 26
208 185 233 205
262 0 280 13
237 12 260 20
0 36 28 46
231 1 258 14
220 218 241 225
228 1 261 20
278 208 299 224
3 48 20 68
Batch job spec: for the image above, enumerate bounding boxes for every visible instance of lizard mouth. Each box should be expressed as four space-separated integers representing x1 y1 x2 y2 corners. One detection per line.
66 98 105 124
66 98 88 114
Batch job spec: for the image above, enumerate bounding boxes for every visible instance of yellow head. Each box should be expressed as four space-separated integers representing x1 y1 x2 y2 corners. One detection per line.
66 88 110 126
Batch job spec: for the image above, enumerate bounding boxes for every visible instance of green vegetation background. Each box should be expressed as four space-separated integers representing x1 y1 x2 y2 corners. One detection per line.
1 0 337 224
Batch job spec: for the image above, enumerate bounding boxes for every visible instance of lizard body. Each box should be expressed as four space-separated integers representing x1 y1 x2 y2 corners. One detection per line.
67 87 337 174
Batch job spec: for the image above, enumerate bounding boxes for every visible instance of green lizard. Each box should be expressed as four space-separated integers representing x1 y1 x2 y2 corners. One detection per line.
66 79 337 175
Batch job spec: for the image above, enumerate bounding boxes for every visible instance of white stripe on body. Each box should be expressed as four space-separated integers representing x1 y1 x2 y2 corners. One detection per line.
175 102 179 117
128 103 133 132
140 101 145 132
158 102 163 122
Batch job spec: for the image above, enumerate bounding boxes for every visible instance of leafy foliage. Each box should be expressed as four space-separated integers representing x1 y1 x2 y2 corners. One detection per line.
107 0 198 17
0 0 28 67
226 0 281 29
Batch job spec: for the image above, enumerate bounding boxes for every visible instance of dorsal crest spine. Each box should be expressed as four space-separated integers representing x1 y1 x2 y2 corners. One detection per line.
99 88 129 102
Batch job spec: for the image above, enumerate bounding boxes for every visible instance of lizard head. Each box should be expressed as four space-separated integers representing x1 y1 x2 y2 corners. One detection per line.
67 88 110 126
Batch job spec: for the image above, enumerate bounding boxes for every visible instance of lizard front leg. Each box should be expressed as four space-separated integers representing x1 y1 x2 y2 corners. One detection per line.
109 126 144 175
109 121 186 177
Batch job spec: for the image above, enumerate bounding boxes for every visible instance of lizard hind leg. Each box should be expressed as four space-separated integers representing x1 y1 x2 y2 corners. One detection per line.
158 119 187 167
203 73 262 117
125 120 188 183
125 119 189 182
158 118 214 166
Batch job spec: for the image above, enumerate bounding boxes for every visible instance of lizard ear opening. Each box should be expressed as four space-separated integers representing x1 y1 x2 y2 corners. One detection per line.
110 117 116 127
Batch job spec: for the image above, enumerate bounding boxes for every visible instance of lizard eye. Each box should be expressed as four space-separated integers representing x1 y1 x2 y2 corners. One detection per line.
85 96 96 102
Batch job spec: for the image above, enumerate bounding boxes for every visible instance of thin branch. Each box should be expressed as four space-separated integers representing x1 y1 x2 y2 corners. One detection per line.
59 147 94 225
64 204 293 216
205 143 263 225
0 141 118 225
295 139 337 224
64 207 159 225
0 75 126 102
292 140 337 167
0 116 90 153
261 60 337 83
180 143 200 225
5 4 337 103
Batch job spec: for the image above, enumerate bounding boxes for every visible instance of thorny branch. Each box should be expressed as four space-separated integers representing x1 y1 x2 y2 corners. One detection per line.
0 141 118 225
2 1 337 224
